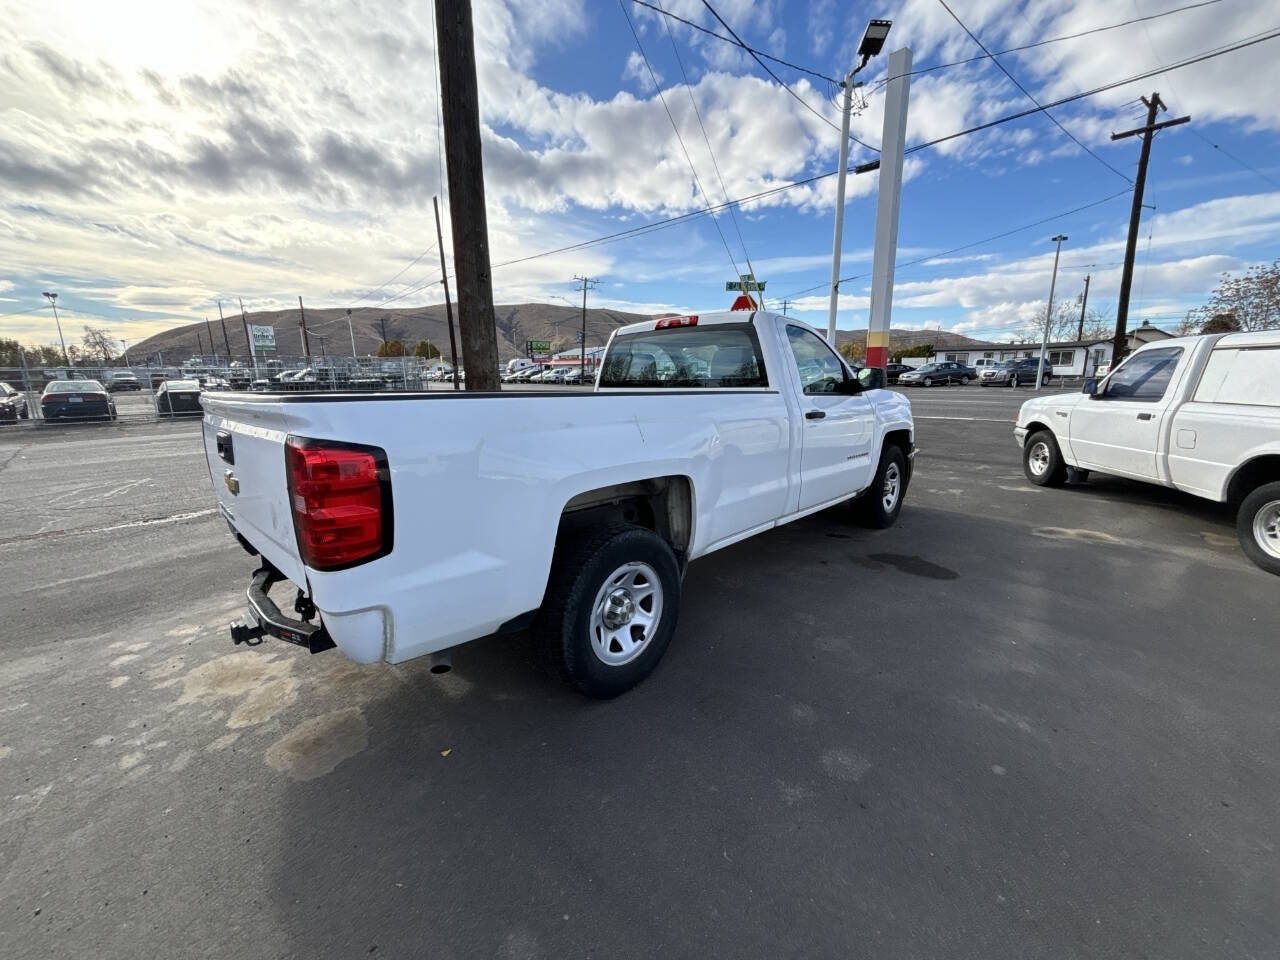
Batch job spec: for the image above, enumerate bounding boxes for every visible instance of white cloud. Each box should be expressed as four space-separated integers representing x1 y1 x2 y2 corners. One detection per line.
622 51 660 92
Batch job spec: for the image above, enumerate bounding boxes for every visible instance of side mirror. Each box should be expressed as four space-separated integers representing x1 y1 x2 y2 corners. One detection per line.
835 376 863 395
857 367 885 391
1082 378 1098 396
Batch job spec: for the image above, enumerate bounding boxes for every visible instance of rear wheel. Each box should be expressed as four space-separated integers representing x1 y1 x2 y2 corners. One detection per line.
1237 482 1280 576
855 445 907 529
959 375 969 385
1023 430 1067 487
533 523 682 698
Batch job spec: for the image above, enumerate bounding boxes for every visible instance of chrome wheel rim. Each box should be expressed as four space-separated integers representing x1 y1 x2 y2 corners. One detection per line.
589 561 663 666
882 462 902 512
1028 441 1051 477
1254 500 1280 560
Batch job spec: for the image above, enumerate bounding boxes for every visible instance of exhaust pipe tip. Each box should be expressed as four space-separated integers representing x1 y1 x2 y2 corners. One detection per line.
428 649 453 675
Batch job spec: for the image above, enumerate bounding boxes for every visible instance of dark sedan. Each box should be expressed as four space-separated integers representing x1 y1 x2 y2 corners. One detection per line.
896 361 975 387
978 357 1050 387
885 362 914 384
0 382 29 422
156 379 203 416
40 379 117 421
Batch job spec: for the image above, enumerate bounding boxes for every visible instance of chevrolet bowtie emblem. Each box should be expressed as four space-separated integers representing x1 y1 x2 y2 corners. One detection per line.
224 470 240 495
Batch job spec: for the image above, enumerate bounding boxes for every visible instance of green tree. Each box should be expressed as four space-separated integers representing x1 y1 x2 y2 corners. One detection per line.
893 343 934 361
376 339 407 357
0 337 22 365
837 340 866 364
413 340 440 359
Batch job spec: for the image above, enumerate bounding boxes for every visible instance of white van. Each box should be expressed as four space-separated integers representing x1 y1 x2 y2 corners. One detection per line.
505 358 536 375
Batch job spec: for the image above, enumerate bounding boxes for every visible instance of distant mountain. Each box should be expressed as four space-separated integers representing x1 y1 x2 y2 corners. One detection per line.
129 303 987 363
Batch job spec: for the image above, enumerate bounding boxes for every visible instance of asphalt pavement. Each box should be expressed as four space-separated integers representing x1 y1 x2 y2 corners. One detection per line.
2 385 1277 959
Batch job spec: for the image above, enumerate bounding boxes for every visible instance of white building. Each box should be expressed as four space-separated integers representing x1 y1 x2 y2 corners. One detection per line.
931 338 1115 378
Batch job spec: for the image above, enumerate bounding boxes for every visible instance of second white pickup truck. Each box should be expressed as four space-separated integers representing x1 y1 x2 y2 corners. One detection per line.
202 311 915 697
1016 329 1280 575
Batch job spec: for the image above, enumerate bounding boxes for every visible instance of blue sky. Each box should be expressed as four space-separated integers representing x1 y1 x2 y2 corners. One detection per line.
2 0 1279 348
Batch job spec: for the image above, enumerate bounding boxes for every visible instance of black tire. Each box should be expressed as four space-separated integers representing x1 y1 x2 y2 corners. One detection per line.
533 523 682 698
959 375 969 385
1237 481 1280 576
922 377 933 388
855 444 907 529
19 404 28 419
1023 430 1067 486
1009 375 1019 388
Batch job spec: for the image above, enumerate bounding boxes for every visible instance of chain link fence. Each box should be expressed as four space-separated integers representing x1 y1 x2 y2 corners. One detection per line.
0 356 454 430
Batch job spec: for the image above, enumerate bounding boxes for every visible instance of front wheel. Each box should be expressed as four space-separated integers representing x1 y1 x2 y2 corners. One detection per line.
922 377 933 388
534 523 682 698
1009 376 1019 388
1023 430 1067 486
855 445 907 529
1237 482 1280 576
959 375 969 385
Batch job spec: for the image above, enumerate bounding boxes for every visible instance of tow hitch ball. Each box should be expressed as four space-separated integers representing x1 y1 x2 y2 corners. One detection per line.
230 620 265 646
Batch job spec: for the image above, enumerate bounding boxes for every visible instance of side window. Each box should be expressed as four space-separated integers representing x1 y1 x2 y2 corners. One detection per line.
786 325 847 395
1194 347 1280 407
1103 348 1182 402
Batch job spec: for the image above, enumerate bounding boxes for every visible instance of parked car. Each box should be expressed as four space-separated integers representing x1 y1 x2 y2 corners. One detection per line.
40 379 116 421
884 363 913 384
207 310 915 697
972 358 1001 376
561 368 587 384
106 371 141 392
0 382 29 422
980 357 1050 387
896 362 974 387
155 379 203 416
1016 330 1280 575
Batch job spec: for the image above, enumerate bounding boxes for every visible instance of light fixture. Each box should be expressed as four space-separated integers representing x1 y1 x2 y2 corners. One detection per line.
857 19 893 61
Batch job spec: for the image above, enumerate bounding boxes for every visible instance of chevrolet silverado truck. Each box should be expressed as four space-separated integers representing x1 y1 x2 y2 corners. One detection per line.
201 310 914 697
1016 330 1280 575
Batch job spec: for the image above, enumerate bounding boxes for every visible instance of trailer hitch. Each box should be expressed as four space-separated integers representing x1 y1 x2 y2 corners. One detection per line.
228 562 335 654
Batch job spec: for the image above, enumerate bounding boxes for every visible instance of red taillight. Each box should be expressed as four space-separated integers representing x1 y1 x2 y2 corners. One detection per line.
285 438 392 571
655 315 698 329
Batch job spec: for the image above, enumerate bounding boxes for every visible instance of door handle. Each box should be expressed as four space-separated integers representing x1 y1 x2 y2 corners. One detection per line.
805 409 826 420
1136 412 1154 421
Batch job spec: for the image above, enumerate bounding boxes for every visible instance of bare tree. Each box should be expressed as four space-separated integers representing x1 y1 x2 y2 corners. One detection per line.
1026 299 1079 345
1194 259 1280 331
80 325 117 364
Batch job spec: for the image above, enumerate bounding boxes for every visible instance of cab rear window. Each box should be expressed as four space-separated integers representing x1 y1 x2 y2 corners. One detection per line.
599 323 768 389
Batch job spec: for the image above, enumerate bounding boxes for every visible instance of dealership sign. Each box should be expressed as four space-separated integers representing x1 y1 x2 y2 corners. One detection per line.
526 339 551 362
249 325 277 353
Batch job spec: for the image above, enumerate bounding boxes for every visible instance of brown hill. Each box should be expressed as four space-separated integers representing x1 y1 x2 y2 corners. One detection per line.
130 302 987 364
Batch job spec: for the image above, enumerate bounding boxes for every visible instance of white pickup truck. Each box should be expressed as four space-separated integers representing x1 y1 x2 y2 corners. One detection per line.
1016 329 1280 575
201 310 915 697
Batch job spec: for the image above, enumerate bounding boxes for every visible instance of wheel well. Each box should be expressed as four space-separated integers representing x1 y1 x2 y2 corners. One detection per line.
882 428 911 461
1226 454 1280 504
1022 421 1052 444
558 475 693 558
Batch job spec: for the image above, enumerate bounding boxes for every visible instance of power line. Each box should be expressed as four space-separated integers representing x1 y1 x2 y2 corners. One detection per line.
629 0 838 86
936 0 1132 184
618 1 742 279
344 240 438 311
873 0 1223 88
696 0 879 152
1190 129 1280 190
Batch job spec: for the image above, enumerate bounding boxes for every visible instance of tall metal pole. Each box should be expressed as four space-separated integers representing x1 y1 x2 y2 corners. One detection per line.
434 0 501 390
298 296 311 363
205 316 218 360
345 308 358 358
433 195 461 391
825 79 854 345
1036 235 1068 392
865 46 912 372
43 292 69 367
217 301 233 358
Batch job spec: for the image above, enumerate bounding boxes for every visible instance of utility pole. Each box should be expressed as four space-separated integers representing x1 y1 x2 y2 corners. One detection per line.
574 275 598 375
345 308 358 358
239 297 256 376
434 0 501 390
433 195 461 390
1036 235 1068 392
205 316 218 360
42 291 70 366
196 328 206 357
298 295 311 363
781 299 790 316
825 19 894 345
217 301 232 358
378 316 389 349
1076 274 1091 341
1111 92 1189 363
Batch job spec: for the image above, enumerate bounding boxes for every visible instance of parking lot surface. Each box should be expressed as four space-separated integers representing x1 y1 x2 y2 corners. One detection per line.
2 386 1277 959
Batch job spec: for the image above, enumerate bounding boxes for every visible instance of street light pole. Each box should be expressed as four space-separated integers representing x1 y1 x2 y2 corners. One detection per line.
1036 235 1068 392
346 308 358 358
826 19 893 345
43 291 70 366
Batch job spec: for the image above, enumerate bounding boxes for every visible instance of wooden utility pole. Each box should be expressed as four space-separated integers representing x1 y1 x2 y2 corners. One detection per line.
217 301 232 358
1076 274 1091 341
205 316 218 360
298 296 312 362
573 275 598 375
378 316 389 349
434 0 500 390
1111 93 1189 363
433 195 461 390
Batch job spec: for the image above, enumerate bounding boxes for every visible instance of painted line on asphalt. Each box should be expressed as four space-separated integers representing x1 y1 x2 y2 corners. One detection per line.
0 508 218 545
915 415 1014 423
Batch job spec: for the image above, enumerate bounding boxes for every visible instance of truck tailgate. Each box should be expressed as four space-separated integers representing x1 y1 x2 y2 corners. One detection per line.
201 395 308 587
